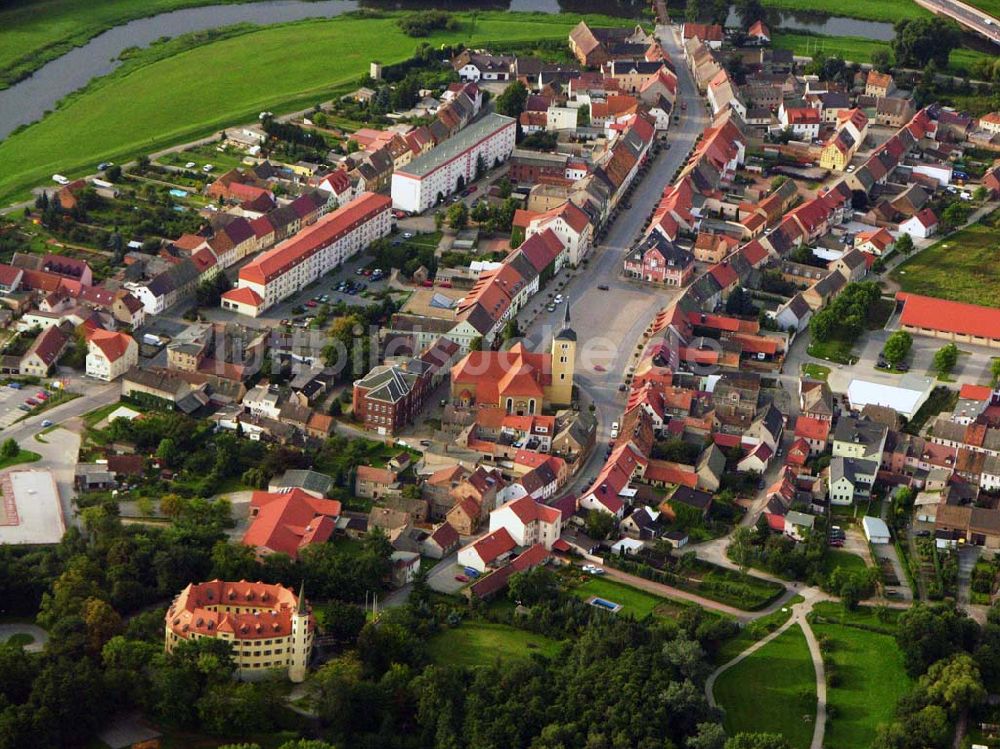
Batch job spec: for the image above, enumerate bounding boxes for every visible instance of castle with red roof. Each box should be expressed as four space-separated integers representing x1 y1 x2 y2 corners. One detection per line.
165 580 314 682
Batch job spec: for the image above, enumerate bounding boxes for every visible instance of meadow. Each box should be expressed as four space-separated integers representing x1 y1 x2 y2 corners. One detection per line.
761 0 927 22
0 11 628 205
425 621 564 667
713 624 818 749
772 31 992 72
810 603 911 749
891 210 1000 307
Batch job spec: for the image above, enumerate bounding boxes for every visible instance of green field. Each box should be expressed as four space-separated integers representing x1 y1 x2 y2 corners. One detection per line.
772 32 991 72
801 363 831 381
763 0 927 22
714 595 803 665
0 0 286 89
714 624 817 749
811 608 911 749
426 621 563 667
0 11 628 206
891 211 1000 308
571 577 698 619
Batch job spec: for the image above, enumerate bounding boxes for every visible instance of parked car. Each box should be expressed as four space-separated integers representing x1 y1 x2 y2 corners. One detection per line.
454 574 469 583
915 529 931 538
305 300 317 308
419 439 431 447
8 382 22 390
25 399 38 407
184 161 196 169
598 284 610 291
18 405 31 412
610 421 620 439
40 419 53 428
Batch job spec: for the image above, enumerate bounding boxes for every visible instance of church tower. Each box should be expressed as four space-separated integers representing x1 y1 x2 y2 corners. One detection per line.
287 582 311 683
549 300 576 407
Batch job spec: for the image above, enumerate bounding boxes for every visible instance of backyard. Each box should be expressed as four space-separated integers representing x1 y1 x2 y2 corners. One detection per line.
810 602 911 749
571 577 703 620
713 624 817 749
821 549 869 577
425 621 563 667
891 210 1000 308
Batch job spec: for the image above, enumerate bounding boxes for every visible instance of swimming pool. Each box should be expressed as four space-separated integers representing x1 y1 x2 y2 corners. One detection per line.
169 188 188 198
586 596 623 613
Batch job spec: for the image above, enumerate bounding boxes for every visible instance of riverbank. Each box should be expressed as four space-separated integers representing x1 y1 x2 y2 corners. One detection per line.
0 0 293 90
0 11 632 206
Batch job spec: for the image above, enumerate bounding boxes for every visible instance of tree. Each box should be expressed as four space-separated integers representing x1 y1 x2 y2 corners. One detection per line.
896 603 978 676
0 438 18 460
919 652 986 716
941 201 970 229
725 287 756 317
156 437 179 467
895 232 914 255
495 81 528 120
687 722 727 749
871 49 893 73
725 733 791 749
81 596 123 655
734 0 765 27
932 343 958 377
508 566 558 606
728 526 756 575
882 331 913 365
991 358 1000 386
685 0 699 22
446 201 468 231
892 17 962 69
585 509 615 540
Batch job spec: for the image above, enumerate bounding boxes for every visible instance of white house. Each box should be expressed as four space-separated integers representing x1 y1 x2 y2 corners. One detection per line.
546 106 579 132
457 527 517 573
737 442 772 473
828 456 878 505
784 511 815 542
488 497 561 550
85 330 138 382
898 209 938 240
242 384 282 419
525 201 594 267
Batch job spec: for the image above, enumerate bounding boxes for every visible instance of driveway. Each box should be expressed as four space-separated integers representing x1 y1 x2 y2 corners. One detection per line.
0 623 48 652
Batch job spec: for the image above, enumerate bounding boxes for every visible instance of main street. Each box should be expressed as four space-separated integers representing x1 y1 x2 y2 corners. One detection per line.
518 23 710 496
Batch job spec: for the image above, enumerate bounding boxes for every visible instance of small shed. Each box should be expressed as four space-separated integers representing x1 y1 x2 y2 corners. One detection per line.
862 515 891 544
611 538 645 556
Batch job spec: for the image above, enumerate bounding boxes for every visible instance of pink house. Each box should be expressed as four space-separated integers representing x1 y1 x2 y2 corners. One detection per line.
623 234 695 287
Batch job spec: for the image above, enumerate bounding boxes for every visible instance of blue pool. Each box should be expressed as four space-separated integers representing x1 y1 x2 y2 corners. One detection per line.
169 189 189 198
587 596 623 613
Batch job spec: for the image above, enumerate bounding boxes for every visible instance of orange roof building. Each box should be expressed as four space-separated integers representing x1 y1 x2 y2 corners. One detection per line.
224 192 391 316
165 580 314 682
243 488 342 559
896 292 1000 348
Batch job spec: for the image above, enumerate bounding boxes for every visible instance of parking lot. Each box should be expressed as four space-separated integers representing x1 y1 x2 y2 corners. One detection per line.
0 384 54 429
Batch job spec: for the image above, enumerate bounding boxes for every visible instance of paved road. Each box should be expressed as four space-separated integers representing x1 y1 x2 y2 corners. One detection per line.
517 22 710 498
706 594 827 749
913 0 1000 45
3 381 120 530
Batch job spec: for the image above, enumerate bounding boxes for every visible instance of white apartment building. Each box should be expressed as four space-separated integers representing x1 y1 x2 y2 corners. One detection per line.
391 113 516 214
85 330 138 381
488 496 562 550
221 192 391 316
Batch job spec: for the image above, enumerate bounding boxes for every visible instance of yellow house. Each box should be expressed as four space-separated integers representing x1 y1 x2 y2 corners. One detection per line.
819 129 855 172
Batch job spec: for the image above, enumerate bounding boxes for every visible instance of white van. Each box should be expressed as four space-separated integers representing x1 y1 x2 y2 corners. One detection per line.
51 174 69 185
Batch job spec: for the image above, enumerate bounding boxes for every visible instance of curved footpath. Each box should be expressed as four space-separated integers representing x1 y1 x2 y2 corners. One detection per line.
706 594 827 749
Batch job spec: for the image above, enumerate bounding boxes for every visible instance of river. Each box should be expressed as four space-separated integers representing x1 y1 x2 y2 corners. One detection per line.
0 0 892 142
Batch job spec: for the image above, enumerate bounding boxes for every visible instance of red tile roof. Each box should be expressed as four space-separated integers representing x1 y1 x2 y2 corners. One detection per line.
243 488 341 558
87 329 134 363
794 415 831 442
239 192 390 285
221 286 264 307
466 527 516 565
897 292 1000 341
960 384 993 401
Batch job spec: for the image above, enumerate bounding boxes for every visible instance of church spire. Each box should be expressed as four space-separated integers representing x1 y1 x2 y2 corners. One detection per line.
556 297 576 341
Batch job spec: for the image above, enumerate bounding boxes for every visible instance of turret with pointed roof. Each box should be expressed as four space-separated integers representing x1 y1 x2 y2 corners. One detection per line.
556 298 577 341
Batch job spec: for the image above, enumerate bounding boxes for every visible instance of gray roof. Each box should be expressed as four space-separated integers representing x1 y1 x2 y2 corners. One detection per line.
272 469 334 496
397 113 515 178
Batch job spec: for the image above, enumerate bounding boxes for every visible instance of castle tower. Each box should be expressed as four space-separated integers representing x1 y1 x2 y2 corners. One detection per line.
287 582 311 683
549 300 576 407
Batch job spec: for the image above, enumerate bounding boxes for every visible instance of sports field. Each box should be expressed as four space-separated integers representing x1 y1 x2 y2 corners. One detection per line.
0 12 628 205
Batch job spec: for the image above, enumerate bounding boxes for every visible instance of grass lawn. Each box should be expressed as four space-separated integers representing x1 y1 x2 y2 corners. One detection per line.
0 449 42 471
715 595 804 665
771 32 991 73
821 549 869 577
426 621 563 667
811 609 911 749
0 11 633 206
801 363 831 381
571 577 699 620
1 632 34 648
714 624 817 749
891 211 1000 308
762 0 927 21
807 337 857 365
